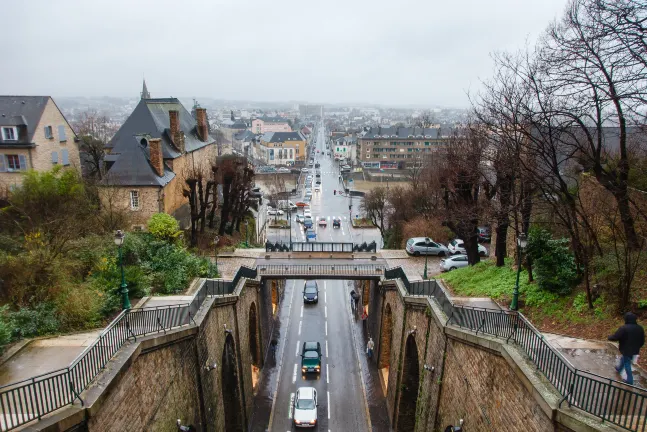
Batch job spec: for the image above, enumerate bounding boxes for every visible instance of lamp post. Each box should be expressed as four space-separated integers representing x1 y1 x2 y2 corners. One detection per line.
423 243 429 279
245 220 249 248
214 235 220 277
114 230 131 310
288 207 292 249
511 232 528 311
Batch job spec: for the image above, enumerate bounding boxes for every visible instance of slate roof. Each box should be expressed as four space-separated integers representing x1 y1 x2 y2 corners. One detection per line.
234 130 256 141
261 131 305 143
361 126 447 140
0 96 50 146
103 98 213 186
257 116 289 124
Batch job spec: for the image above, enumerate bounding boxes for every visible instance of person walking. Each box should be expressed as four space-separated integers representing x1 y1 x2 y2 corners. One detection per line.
270 339 278 357
608 312 644 385
366 337 375 359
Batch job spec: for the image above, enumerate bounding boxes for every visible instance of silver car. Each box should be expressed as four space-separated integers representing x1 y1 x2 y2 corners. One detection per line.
405 237 449 256
293 386 318 428
440 254 470 272
447 239 488 257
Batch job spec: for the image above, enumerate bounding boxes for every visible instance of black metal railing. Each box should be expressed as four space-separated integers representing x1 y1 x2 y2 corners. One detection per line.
290 242 354 252
0 268 250 431
448 304 647 430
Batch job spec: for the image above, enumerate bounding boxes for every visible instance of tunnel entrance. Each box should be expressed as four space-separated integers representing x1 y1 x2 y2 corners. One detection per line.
378 303 393 392
396 334 420 431
222 333 244 432
249 302 260 391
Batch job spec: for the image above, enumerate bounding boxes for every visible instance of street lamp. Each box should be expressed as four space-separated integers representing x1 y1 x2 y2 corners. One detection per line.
214 235 220 277
114 230 131 310
288 207 292 249
245 220 249 248
511 233 528 311
423 242 429 279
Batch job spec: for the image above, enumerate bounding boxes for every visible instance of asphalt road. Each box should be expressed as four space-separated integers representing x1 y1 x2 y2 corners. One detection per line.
266 123 382 248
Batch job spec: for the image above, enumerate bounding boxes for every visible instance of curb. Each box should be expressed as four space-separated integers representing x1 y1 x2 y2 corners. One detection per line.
347 284 373 431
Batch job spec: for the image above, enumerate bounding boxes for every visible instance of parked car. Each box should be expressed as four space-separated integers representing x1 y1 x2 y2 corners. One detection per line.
318 217 327 227
302 281 319 304
405 237 449 256
277 167 290 173
447 239 488 257
315 163 320 168
306 228 316 241
306 175 313 182
477 226 492 243
440 254 470 272
305 190 312 198
293 387 318 428
249 187 262 198
301 168 309 173
341 165 351 172
333 217 341 228
295 214 305 224
304 208 312 217
267 207 284 216
277 200 297 211
314 183 321 192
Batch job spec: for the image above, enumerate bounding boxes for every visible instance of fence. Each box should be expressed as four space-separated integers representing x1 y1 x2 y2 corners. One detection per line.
258 264 384 278
424 297 647 430
0 269 249 431
289 242 354 252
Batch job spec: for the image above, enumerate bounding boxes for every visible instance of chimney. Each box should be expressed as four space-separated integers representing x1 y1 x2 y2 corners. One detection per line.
149 138 164 177
196 108 208 142
169 110 185 153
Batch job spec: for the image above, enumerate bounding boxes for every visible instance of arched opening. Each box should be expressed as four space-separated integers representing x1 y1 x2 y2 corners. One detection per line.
396 335 420 432
271 280 279 315
378 303 393 390
222 334 244 432
249 302 260 391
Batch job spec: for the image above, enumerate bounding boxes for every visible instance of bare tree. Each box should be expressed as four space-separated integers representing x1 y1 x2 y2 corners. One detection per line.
360 187 391 244
73 109 119 179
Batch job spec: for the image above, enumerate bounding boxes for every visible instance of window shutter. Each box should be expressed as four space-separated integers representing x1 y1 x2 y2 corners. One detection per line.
52 151 58 164
58 125 67 142
61 149 69 166
0 155 6 172
18 155 27 171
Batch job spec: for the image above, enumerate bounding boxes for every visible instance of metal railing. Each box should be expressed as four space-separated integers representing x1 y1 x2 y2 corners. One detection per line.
0 269 248 431
258 264 384 278
447 304 647 430
290 242 354 252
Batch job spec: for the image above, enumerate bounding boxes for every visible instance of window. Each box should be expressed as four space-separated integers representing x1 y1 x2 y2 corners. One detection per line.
44 126 54 139
2 127 17 141
52 151 58 164
130 191 140 210
58 125 67 142
0 154 27 172
61 149 69 166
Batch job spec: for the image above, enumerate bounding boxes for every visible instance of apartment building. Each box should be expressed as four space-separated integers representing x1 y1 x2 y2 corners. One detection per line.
251 116 291 134
256 131 306 165
357 126 449 170
0 96 80 190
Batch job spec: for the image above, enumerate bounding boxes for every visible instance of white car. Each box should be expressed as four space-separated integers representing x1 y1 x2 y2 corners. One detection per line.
318 217 327 227
314 184 321 192
305 189 312 198
405 237 449 256
267 207 284 216
440 254 470 272
295 214 305 224
447 239 488 257
341 165 351 172
278 167 290 173
304 208 312 218
293 387 318 428
301 168 309 173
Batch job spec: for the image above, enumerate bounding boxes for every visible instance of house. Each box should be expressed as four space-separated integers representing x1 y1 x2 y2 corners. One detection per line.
256 131 306 166
0 96 80 190
100 92 217 228
251 116 291 134
233 129 257 156
333 135 357 164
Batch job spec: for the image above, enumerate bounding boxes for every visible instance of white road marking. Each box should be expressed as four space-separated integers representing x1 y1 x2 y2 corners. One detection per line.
298 320 302 335
288 393 295 419
327 391 331 419
324 281 326 291
296 340 300 357
325 292 327 303
292 363 297 383
324 306 328 318
325 321 328 336
300 305 303 318
326 364 330 384
326 340 329 357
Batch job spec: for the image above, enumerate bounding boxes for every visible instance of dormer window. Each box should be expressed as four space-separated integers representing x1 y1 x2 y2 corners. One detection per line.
2 127 17 141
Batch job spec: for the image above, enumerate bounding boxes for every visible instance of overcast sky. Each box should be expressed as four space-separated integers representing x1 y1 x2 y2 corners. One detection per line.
2 0 569 107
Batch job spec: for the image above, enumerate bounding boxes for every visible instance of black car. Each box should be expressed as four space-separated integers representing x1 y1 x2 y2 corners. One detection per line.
250 187 262 198
477 227 491 243
332 217 341 228
315 163 320 168
303 280 319 303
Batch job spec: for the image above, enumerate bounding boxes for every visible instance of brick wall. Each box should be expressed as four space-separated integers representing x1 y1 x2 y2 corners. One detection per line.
88 338 203 432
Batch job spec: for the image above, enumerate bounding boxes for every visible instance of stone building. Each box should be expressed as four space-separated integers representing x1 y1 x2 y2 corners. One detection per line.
100 93 217 228
0 96 80 190
357 126 450 170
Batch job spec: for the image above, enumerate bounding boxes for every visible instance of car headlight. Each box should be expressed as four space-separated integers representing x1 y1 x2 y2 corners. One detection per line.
302 367 307 372
294 420 302 424
314 295 318 300
309 420 316 424
304 296 308 300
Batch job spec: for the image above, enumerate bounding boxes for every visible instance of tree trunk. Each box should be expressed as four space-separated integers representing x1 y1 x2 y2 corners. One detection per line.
495 221 508 267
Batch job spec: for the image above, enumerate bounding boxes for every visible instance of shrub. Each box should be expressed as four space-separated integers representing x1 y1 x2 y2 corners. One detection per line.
147 213 181 242
526 227 578 295
9 304 60 339
0 307 12 353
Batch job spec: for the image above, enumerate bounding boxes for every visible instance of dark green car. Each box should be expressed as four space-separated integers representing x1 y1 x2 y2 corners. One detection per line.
301 341 322 374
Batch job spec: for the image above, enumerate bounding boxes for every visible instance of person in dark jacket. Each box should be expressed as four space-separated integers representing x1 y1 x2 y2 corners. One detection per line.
608 312 645 385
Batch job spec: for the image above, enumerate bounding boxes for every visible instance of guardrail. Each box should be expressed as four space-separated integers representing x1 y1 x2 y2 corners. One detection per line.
258 264 384 278
290 242 355 252
0 271 243 431
402 283 647 431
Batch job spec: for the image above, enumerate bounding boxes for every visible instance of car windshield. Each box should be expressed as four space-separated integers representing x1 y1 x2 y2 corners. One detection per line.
304 351 318 358
304 286 317 294
407 239 414 245
296 398 315 410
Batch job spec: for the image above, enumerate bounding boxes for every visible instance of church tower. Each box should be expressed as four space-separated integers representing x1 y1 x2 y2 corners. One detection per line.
140 79 150 99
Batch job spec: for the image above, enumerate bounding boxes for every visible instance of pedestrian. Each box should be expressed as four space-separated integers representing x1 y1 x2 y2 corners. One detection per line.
354 295 359 312
349 290 356 310
608 312 644 385
270 338 278 356
366 338 375 359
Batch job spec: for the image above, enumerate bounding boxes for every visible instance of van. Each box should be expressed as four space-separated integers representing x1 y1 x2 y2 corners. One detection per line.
277 200 297 210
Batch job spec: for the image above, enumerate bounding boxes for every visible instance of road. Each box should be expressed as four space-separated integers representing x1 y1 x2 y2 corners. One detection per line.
266 122 382 248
